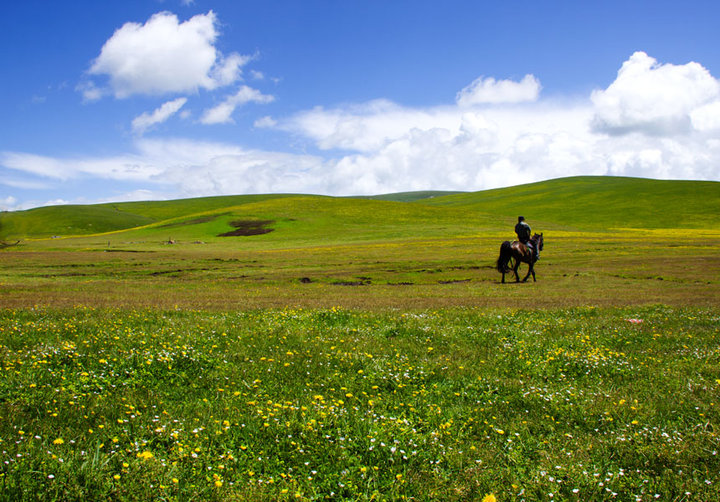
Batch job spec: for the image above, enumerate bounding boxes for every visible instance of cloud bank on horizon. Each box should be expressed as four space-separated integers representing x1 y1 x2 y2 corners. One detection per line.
2 8 720 210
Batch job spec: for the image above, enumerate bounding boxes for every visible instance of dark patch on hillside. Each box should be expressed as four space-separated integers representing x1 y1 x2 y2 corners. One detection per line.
218 220 275 237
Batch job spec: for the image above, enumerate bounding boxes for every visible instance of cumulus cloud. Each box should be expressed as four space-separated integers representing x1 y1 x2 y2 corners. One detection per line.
132 97 188 134
456 74 541 107
591 51 720 136
200 86 275 125
278 99 461 152
7 52 720 209
83 11 250 99
691 101 720 131
317 105 600 194
262 53 720 192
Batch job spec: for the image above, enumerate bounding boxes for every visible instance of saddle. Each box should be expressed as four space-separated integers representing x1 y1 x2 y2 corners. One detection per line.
516 240 536 260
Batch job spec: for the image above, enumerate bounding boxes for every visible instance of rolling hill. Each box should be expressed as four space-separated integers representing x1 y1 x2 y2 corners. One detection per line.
1 176 718 244
420 176 720 230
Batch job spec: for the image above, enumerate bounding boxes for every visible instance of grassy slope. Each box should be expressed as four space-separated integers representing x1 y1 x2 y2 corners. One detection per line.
2 177 718 243
94 195 488 251
0 194 298 239
0 205 156 238
420 176 720 230
95 193 299 221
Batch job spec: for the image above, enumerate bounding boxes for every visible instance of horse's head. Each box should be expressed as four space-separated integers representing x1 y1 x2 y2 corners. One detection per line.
532 232 544 251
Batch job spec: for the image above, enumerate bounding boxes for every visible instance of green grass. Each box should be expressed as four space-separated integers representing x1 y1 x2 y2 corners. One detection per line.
0 194 299 240
0 205 156 239
0 176 718 313
421 176 720 230
3 177 719 242
1 176 720 500
1 306 719 501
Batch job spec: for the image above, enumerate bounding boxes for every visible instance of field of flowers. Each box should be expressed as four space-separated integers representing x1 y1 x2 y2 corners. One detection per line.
1 306 719 501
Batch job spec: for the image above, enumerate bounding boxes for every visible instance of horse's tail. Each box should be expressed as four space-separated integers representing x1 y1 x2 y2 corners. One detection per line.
496 241 512 273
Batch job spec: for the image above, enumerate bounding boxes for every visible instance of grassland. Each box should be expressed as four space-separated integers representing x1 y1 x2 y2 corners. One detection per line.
1 176 719 310
1 306 719 501
1 176 719 500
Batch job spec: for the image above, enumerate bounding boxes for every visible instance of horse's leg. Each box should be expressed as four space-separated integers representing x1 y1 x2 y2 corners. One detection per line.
522 261 533 282
513 260 521 282
523 265 532 282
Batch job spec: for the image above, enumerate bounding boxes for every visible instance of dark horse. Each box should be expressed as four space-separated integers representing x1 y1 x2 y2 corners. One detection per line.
496 233 544 283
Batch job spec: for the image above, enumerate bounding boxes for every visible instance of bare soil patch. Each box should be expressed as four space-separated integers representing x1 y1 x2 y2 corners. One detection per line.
218 220 275 237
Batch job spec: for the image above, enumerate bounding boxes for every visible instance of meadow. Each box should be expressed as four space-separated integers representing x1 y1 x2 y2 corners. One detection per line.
1 306 719 501
1 176 720 500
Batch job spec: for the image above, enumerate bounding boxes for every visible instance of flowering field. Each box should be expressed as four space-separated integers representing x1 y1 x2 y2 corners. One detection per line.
1 306 719 500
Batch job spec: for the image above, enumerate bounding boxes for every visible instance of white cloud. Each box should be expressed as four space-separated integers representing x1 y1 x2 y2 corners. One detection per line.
591 51 720 135
132 97 188 134
84 11 249 99
200 86 274 125
77 81 104 102
254 116 277 128
0 176 52 190
0 150 166 181
456 74 541 107
210 53 252 88
0 196 18 211
319 104 599 194
7 52 720 209
0 139 328 199
691 101 720 131
278 99 461 152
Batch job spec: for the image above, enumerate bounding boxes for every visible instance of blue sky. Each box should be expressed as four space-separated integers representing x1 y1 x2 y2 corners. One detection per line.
2 0 719 209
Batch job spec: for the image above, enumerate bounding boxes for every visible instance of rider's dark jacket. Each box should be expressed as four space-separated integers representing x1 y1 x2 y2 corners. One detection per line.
515 221 531 243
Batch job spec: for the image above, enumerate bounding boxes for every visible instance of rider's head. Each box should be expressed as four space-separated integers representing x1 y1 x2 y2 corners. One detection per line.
518 216 525 222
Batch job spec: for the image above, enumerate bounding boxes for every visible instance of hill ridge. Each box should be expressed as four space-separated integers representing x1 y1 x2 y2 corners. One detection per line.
1 176 718 241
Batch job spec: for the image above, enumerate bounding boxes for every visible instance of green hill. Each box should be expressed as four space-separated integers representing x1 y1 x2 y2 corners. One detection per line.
1 176 717 243
419 176 720 230
0 194 296 239
106 195 486 249
0 205 156 238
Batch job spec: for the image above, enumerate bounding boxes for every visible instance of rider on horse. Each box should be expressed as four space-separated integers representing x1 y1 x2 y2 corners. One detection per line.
515 216 539 262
